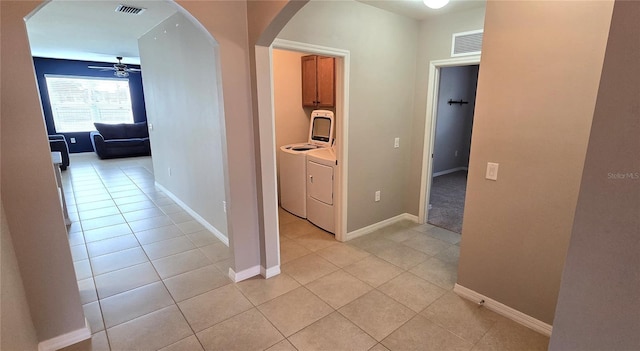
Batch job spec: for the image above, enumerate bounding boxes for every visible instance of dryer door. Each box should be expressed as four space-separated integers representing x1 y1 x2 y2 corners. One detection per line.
307 160 333 205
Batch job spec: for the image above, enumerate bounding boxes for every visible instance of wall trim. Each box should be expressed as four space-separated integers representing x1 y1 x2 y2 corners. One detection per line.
346 213 419 241
228 265 261 283
154 182 229 246
433 167 468 177
38 318 91 351
261 265 281 279
453 284 553 336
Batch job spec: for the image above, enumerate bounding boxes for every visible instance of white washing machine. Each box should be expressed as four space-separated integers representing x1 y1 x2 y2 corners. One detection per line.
279 110 334 218
306 147 337 233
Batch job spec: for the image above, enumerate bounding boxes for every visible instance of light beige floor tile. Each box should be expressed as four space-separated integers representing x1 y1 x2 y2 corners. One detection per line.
159 335 204 351
122 207 165 222
343 256 403 288
153 197 176 206
77 277 98 304
266 339 297 351
349 236 397 255
100 281 174 328
83 301 104 333
90 247 148 275
280 238 312 264
134 225 184 245
71 244 89 262
76 199 116 212
280 219 319 238
110 189 145 199
378 272 447 313
471 318 549 351
316 243 370 268
401 234 451 256
338 290 415 341
196 308 283 351
435 245 461 265
83 223 132 243
75 193 112 205
409 257 458 290
410 223 437 233
68 230 84 245
306 270 373 309
178 284 253 332
163 265 231 302
282 253 339 285
128 215 173 232
159 203 183 214
426 226 461 244
118 200 157 213
278 207 300 225
187 230 221 247
381 314 472 351
369 343 390 351
107 305 193 351
199 242 231 263
106 184 138 193
374 243 430 270
113 194 150 206
213 257 233 274
152 249 211 279
258 287 333 337
167 210 194 224
94 262 160 299
289 312 377 351
86 234 140 258
74 259 93 280
384 228 421 243
421 292 495 343
81 214 126 231
59 330 110 351
177 220 206 234
236 273 301 305
292 229 339 252
143 236 196 260
79 206 121 221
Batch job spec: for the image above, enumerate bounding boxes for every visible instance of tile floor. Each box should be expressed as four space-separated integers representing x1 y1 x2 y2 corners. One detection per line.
63 154 549 351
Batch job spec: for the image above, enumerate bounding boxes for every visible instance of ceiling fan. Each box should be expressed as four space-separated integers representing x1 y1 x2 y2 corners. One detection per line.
88 56 141 78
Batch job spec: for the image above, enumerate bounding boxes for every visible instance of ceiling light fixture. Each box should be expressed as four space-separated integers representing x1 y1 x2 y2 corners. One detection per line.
423 0 450 10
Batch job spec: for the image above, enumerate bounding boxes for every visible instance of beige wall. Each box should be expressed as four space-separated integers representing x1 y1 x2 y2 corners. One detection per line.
406 5 486 215
1 205 39 351
138 12 228 238
550 1 639 348
276 0 420 232
1 0 87 342
457 0 614 324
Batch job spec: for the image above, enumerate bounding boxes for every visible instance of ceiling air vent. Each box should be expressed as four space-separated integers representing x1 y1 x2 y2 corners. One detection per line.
451 30 483 57
115 4 146 15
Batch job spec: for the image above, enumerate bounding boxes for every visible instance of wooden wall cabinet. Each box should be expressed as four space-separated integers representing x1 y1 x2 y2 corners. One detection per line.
302 55 335 108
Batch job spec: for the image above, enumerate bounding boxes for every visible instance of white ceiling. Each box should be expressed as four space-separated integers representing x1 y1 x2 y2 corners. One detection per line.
25 0 485 65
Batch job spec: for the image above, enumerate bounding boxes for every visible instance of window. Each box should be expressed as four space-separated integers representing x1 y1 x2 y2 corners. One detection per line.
45 75 134 133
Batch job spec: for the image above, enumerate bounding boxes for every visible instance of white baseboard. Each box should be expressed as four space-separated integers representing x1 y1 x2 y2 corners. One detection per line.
346 213 419 241
261 265 281 279
154 182 229 246
453 284 553 336
228 265 261 283
433 167 468 177
38 318 91 351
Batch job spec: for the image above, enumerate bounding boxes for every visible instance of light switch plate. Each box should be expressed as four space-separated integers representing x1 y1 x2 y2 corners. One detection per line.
486 162 499 181
394 138 400 148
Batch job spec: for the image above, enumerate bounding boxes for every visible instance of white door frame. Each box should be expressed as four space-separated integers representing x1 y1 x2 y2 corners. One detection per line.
254 38 350 275
418 56 481 224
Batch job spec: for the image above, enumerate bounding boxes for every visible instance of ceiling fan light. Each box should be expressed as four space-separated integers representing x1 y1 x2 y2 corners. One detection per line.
423 0 449 9
115 70 129 78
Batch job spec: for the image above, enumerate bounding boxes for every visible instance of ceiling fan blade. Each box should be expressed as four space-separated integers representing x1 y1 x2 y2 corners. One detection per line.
88 66 115 71
126 68 142 72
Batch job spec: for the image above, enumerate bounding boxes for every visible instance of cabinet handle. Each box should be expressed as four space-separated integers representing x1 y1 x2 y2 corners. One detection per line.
309 175 314 183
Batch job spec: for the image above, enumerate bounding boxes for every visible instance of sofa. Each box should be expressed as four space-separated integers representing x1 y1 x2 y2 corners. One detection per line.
48 135 70 170
90 122 151 159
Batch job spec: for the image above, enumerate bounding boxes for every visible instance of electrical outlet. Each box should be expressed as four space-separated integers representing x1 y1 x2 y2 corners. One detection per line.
168 167 172 176
375 190 381 202
148 123 154 131
70 137 76 144
394 137 400 148
223 201 227 213
486 162 499 181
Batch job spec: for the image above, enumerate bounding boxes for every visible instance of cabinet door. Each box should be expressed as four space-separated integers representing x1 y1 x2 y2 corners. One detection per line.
316 56 335 108
301 55 318 107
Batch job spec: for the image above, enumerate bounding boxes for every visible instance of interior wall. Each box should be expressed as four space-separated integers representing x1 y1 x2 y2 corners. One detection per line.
406 5 486 215
32 57 147 153
138 12 227 238
1 0 88 342
1 204 39 351
549 1 639 348
276 0 419 232
456 0 614 324
432 65 478 174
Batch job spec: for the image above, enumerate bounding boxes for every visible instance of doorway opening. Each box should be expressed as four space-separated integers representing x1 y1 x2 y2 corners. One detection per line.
418 56 481 234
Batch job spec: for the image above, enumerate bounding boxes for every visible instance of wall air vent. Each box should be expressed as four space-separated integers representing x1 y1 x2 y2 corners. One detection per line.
115 4 146 15
451 30 483 57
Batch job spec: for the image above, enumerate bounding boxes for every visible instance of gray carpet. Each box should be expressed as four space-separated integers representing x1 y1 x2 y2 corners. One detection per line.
428 171 467 234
